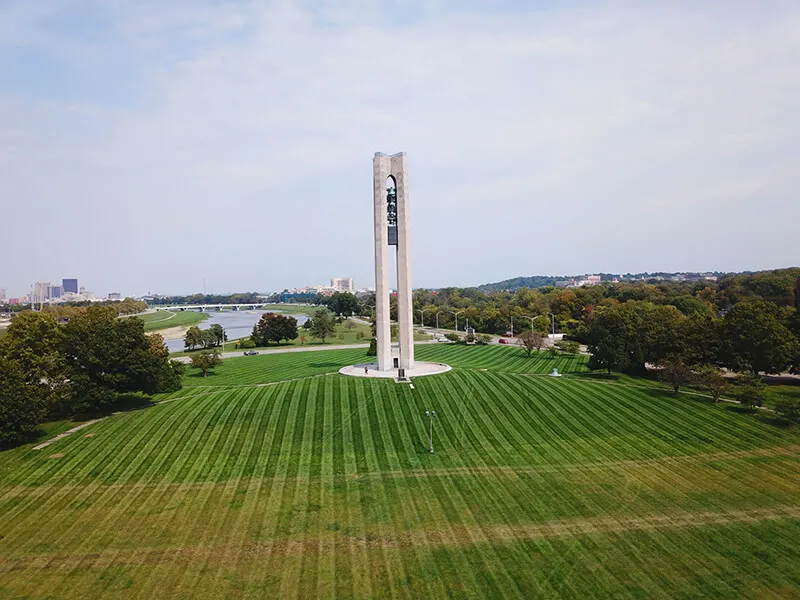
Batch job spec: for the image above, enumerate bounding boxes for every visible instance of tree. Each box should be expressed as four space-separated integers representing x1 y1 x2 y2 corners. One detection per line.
657 356 693 395
721 300 798 375
208 324 226 346
774 399 799 423
366 337 377 356
327 292 360 317
0 354 48 445
444 332 461 343
679 314 722 366
695 365 731 403
345 320 356 331
733 374 765 409
63 306 181 412
309 309 336 343
1 311 69 414
190 350 223 378
184 326 204 350
518 330 544 357
252 313 298 345
587 310 630 374
200 329 218 349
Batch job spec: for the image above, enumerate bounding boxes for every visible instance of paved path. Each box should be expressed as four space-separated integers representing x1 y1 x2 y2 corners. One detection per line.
32 419 108 451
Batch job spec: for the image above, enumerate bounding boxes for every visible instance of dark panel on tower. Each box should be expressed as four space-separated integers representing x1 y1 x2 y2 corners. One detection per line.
387 184 398 246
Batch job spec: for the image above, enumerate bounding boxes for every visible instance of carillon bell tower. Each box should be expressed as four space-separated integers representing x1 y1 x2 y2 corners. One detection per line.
373 152 414 372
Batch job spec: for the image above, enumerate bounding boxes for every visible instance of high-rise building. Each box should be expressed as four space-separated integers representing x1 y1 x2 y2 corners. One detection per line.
63 278 78 294
30 281 51 306
330 277 354 293
0 288 6 302
48 285 63 299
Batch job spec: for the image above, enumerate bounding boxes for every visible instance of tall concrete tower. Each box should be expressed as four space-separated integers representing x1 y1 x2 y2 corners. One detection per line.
373 152 414 372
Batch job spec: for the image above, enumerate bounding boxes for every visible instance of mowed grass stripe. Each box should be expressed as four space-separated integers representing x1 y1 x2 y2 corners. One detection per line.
1 358 798 599
182 347 368 387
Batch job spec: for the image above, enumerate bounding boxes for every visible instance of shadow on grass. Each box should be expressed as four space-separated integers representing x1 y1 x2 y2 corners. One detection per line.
186 370 219 380
755 414 796 428
724 404 757 415
73 393 156 420
1 393 155 451
576 372 622 382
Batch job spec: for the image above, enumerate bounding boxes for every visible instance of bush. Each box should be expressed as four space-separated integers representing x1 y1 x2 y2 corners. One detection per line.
465 333 476 344
775 399 800 423
240 338 256 349
734 375 765 409
366 337 377 356
476 334 492 345
554 340 580 355
444 333 461 343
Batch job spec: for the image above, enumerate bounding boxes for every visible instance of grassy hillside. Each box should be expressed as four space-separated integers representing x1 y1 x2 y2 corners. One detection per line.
0 345 797 599
132 310 208 332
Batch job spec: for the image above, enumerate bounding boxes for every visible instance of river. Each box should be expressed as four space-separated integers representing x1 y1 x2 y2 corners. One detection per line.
164 310 309 353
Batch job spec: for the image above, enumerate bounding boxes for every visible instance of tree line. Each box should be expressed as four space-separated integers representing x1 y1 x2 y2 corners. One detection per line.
0 307 183 445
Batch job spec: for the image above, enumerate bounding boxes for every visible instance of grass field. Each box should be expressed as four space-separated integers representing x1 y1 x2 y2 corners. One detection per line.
0 344 798 599
131 310 208 332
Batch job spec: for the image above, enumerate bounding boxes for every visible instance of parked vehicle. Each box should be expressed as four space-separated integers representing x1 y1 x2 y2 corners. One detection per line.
243 350 259 356
498 338 509 344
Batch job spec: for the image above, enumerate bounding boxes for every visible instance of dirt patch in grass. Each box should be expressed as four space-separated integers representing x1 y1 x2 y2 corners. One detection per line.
47 453 64 459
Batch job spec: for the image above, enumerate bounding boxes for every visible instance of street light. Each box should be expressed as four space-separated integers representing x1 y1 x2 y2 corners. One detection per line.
435 311 443 330
425 410 438 453
449 310 464 332
416 309 426 327
510 316 514 337
546 312 556 336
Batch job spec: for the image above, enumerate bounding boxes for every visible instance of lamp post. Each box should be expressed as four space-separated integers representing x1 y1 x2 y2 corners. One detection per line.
425 410 438 453
449 310 464 332
546 312 556 336
416 309 426 327
526 314 549 333
435 311 442 330
510 316 514 337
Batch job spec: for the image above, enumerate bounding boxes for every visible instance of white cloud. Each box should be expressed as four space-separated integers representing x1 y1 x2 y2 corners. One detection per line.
1 0 798 295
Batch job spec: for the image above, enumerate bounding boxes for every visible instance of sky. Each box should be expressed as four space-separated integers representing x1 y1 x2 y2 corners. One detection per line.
1 0 798 297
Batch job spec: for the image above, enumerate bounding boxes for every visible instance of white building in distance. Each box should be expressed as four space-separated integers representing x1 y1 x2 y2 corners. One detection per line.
330 277 354 293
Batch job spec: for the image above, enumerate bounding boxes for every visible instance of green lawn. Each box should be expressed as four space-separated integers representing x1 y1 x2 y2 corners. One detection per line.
1 345 798 599
129 310 208 332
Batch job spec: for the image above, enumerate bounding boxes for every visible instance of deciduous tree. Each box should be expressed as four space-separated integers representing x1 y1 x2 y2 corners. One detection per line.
184 326 203 350
657 356 693 395
0 354 48 445
721 300 798 375
252 313 299 345
733 374 765 409
695 365 730 403
327 292 360 317
63 306 181 412
190 350 223 377
2 311 69 408
518 330 544 357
